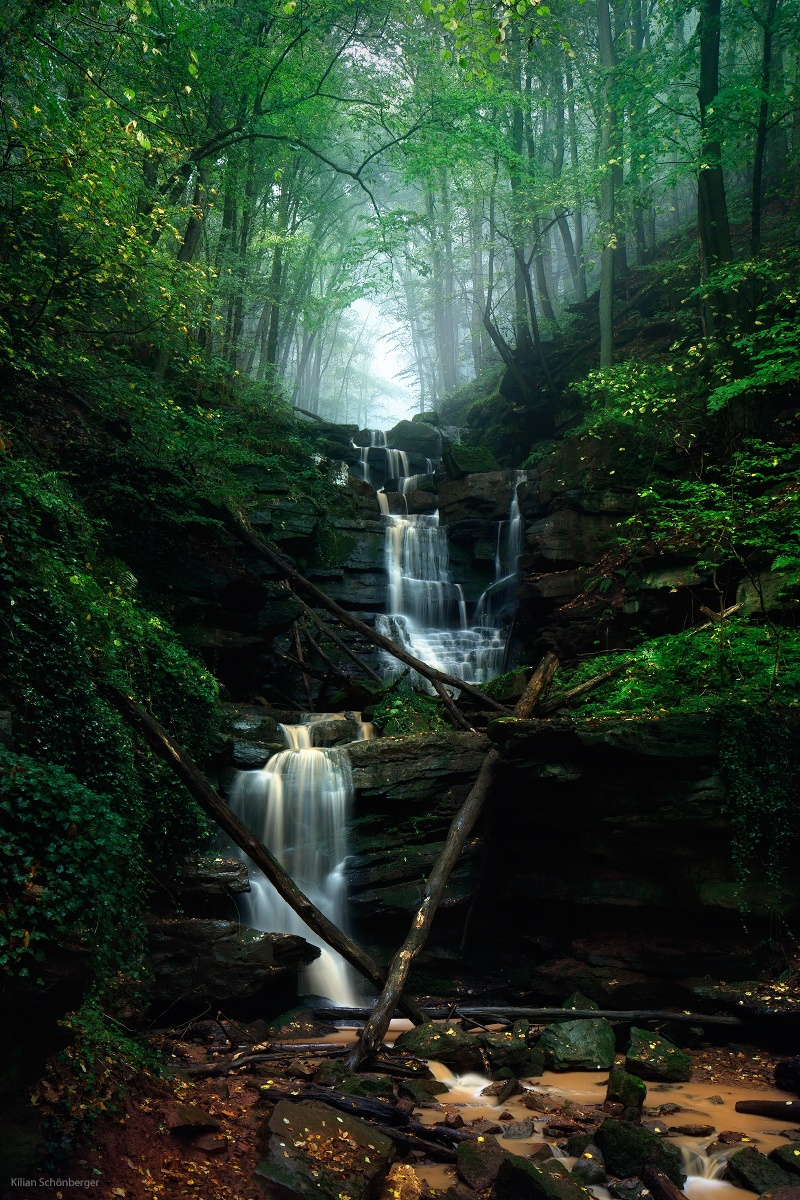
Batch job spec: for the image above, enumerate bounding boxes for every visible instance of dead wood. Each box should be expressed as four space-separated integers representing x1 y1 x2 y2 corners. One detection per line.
735 1100 800 1118
293 623 315 710
218 505 509 713
311 1005 743 1026
514 651 559 718
432 677 474 731
104 685 427 1026
537 663 628 715
292 595 384 684
639 1165 691 1200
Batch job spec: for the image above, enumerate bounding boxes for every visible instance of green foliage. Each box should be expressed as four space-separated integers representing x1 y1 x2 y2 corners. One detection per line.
36 997 167 1158
575 361 693 435
372 677 447 737
548 623 800 717
0 455 217 984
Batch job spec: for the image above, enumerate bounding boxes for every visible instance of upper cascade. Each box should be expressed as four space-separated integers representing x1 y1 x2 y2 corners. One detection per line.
357 428 521 686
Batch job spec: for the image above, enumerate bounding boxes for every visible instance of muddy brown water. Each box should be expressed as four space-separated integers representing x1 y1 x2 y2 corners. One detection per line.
319 1021 796 1198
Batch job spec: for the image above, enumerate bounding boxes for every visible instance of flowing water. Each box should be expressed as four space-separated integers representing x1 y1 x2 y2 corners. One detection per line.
228 714 371 1006
357 428 521 686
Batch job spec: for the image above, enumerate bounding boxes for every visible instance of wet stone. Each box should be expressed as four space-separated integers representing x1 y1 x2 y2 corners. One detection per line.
255 1098 395 1200
759 1190 800 1200
608 1181 650 1200
718 1130 754 1144
625 1028 692 1083
539 1019 616 1072
641 1118 669 1136
670 1124 716 1137
726 1147 797 1193
595 1118 686 1186
492 1155 592 1200
456 1136 509 1191
471 1118 504 1136
605 1067 646 1124
769 1146 800 1177
394 1021 483 1073
571 1144 607 1187
503 1119 536 1139
781 1132 800 1142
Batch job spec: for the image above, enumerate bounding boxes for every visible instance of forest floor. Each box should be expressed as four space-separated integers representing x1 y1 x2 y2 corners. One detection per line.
9 1033 784 1200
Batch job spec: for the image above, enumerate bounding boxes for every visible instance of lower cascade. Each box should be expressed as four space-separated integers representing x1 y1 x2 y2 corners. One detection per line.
228 714 368 1006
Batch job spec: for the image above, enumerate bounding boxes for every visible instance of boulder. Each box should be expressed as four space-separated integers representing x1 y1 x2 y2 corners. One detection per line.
539 1019 616 1071
776 1058 800 1094
594 1118 685 1186
405 488 438 515
727 1150 798 1194
387 419 441 458
231 741 273 768
605 1066 646 1123
148 918 319 1013
625 1028 691 1083
769 1147 800 1178
760 1190 800 1200
347 475 382 515
413 410 440 425
306 718 363 747
443 444 500 479
313 1061 394 1099
456 1137 509 1191
571 1145 607 1187
438 473 514 524
492 1155 592 1200
394 1022 483 1073
255 1099 395 1200
563 991 598 1010
179 856 250 897
478 1021 542 1076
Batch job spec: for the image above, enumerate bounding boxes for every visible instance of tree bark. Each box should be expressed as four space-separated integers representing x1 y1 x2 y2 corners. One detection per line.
313 1005 744 1026
104 685 427 1024
597 0 616 367
639 1166 691 1200
751 0 779 255
736 1100 800 1119
697 0 733 328
218 508 509 714
515 652 559 717
346 748 501 1070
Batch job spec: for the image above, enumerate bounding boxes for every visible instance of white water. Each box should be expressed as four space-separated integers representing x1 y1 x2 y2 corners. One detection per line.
358 430 520 686
228 714 369 1006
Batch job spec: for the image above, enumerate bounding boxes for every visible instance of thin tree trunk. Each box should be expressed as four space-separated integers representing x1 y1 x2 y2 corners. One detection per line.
597 0 616 367
566 62 587 303
104 685 427 1024
751 0 779 255
697 0 734 329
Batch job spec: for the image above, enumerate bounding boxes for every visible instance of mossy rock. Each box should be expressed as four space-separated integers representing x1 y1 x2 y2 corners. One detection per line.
625 1027 691 1083
571 1144 607 1187
563 991 599 1011
605 1066 647 1123
413 411 440 425
313 1060 394 1099
595 1118 685 1187
539 1018 616 1072
398 1078 449 1104
769 1146 800 1178
387 419 441 458
442 443 501 480
394 1021 483 1072
727 1149 798 1193
456 1137 508 1191
493 1155 592 1200
478 1021 543 1076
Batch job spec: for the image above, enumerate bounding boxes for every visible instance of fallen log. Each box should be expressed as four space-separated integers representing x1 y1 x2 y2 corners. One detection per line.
432 677 474 731
345 656 559 1070
346 748 500 1070
311 1005 744 1027
292 595 384 685
258 1081 410 1127
515 652 559 718
537 663 628 715
735 1100 800 1119
105 686 427 1026
639 1164 691 1200
217 505 509 713
372 1123 457 1163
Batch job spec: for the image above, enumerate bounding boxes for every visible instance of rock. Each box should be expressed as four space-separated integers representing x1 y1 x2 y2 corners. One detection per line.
594 1118 685 1186
641 1119 670 1135
608 1181 650 1200
405 488 438 514
222 704 279 743
457 1137 509 1190
148 918 319 1013
305 718 363 747
524 510 618 566
626 1028 691 1083
781 1132 800 1142
671 1124 715 1137
231 741 273 768
566 1134 596 1158
759 1190 800 1200
522 1093 562 1115
255 1099 395 1200
492 1155 592 1200
605 1067 646 1123
442 444 500 479
382 1163 422 1200
503 1120 535 1139
195 1134 228 1154
394 1022 484 1073
718 1131 752 1144
528 1144 555 1162
347 475 382 516
179 856 250 896
539 1019 616 1072
413 411 440 425
347 731 490 802
571 1145 607 1187
727 1149 798 1193
444 1187 481 1200
387 420 441 458
398 1079 448 1105
471 1119 504 1136
478 1022 542 1076
164 1103 221 1134
563 992 599 1011
314 1061 394 1099
439 472 513 524
770 1147 800 1177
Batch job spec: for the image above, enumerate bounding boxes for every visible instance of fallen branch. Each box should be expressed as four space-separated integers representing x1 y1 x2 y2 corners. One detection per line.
346 655 559 1070
105 686 427 1026
293 623 315 711
639 1165 690 1200
293 596 384 685
432 678 474 731
735 1100 800 1119
302 626 363 695
537 663 628 715
347 750 500 1070
218 506 509 713
182 1046 351 1077
514 652 559 718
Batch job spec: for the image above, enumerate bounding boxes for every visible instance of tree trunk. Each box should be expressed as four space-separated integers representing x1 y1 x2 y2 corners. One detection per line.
566 62 587 303
751 0 779 255
104 685 427 1024
697 0 733 327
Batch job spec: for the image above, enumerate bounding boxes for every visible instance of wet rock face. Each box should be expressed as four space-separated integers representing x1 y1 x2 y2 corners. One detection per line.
148 918 319 1017
726 1147 798 1193
605 1067 646 1124
394 1022 484 1073
255 1099 395 1200
625 1028 691 1083
539 1019 616 1072
594 1118 685 1187
179 856 250 897
438 472 515 525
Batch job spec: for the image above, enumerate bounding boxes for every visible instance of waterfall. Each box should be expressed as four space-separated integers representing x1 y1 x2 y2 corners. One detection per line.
228 714 368 1006
357 428 519 687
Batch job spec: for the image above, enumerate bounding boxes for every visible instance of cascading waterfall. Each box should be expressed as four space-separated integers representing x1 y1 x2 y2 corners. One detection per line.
357 429 520 686
228 714 368 1006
